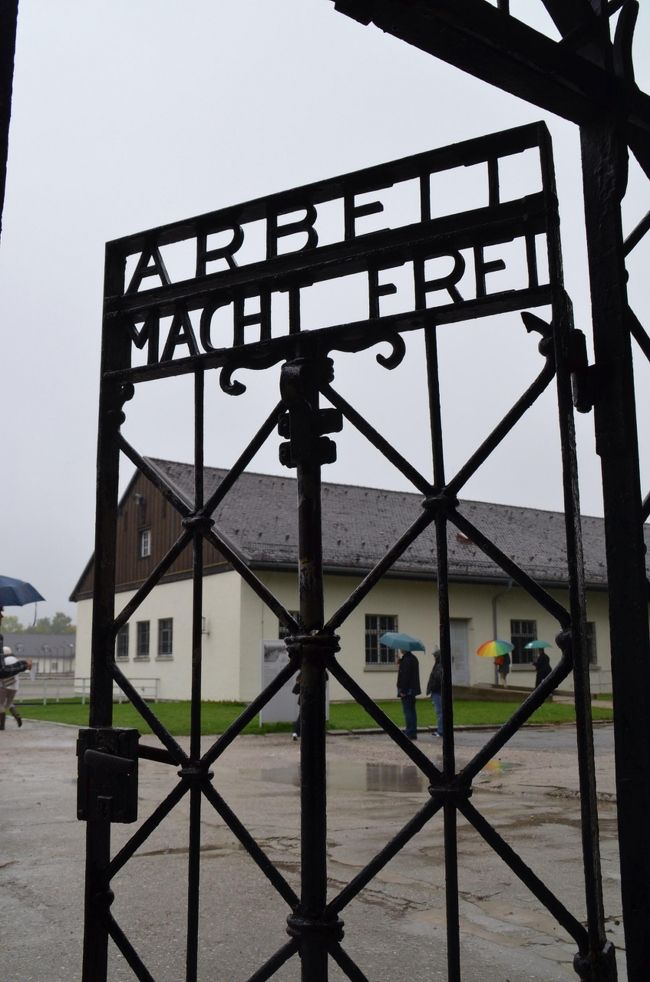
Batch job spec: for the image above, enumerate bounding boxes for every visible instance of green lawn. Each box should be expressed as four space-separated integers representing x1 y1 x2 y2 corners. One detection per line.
18 697 613 737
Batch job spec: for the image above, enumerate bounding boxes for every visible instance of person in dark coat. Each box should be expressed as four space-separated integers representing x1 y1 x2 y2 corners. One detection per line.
496 651 510 687
397 649 421 740
534 650 552 687
426 648 443 737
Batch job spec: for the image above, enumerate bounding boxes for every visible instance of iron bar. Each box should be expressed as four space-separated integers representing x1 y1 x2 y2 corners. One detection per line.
112 665 189 766
191 368 205 761
106 914 156 982
424 323 461 981
459 658 572 783
541 125 612 971
623 208 650 255
246 940 299 982
321 382 432 494
185 369 206 982
200 400 285 517
113 528 194 633
108 781 189 880
288 357 331 982
137 745 176 765
328 943 371 981
451 510 571 625
0 0 18 244
642 490 650 524
326 658 442 783
119 433 301 635
203 523 302 634
202 659 298 768
325 507 436 632
201 781 299 908
186 786 201 982
446 359 555 496
118 435 194 517
332 0 650 131
627 306 650 363
458 798 589 949
580 113 650 982
326 796 443 918
82 244 131 982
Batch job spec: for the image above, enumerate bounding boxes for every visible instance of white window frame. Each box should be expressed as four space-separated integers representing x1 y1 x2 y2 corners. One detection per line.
139 528 151 558
136 620 150 659
365 614 398 667
157 618 173 659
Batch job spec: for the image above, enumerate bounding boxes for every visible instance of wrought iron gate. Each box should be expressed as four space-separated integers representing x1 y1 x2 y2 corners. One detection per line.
331 6 650 981
80 116 622 982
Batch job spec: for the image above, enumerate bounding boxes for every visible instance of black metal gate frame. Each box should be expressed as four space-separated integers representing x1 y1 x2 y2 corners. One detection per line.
329 5 650 981
80 116 618 981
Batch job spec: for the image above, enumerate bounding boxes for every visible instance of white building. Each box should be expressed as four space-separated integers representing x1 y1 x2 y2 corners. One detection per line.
71 459 622 702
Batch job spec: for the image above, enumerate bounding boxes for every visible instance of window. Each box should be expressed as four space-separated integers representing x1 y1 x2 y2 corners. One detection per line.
511 619 537 665
158 618 173 658
365 614 398 666
136 621 150 659
139 528 151 558
116 624 129 660
586 622 597 666
278 612 300 641
51 661 58 673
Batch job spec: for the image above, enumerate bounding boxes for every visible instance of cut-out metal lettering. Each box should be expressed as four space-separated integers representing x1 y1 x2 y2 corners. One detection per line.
105 123 558 383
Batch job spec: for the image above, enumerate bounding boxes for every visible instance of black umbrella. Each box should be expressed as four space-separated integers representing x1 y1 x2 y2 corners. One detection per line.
0 575 45 607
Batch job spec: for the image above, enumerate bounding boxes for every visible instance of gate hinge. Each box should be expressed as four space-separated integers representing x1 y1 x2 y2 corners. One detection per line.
77 727 139 824
569 329 600 414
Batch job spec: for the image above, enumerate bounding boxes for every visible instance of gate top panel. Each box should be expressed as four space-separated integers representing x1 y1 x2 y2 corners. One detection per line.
103 121 560 385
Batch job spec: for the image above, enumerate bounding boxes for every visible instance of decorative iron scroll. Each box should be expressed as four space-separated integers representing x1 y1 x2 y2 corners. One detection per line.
104 122 560 384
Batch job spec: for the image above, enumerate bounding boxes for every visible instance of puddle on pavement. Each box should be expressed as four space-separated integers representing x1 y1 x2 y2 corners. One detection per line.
247 759 518 793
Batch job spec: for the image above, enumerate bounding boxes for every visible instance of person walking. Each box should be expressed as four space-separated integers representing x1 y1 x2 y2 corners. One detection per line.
426 648 443 737
397 649 421 740
496 651 511 687
0 645 31 729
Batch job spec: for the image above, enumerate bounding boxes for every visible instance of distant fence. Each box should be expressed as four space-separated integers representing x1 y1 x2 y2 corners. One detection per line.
74 677 160 704
15 675 76 704
13 676 160 705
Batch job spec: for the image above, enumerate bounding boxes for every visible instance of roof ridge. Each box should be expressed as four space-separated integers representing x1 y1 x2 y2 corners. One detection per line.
144 456 607 520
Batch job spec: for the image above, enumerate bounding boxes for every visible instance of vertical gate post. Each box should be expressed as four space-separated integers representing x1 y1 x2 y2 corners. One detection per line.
0 0 18 244
281 356 342 981
81 246 130 982
580 115 650 981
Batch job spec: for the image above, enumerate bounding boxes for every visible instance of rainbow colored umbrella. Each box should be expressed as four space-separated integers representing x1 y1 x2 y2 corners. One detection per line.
476 639 514 658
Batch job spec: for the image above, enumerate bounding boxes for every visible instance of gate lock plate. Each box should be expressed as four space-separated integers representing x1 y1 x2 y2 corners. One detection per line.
77 727 139 824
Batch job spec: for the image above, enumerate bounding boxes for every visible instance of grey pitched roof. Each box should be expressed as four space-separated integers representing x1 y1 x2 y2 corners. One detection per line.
2 633 76 660
146 458 635 589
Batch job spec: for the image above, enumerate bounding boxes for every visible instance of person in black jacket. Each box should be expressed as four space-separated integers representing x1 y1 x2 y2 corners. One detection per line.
534 650 552 687
397 649 421 740
426 649 443 737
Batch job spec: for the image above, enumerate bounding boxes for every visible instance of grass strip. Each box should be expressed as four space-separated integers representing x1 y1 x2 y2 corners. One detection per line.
19 697 613 737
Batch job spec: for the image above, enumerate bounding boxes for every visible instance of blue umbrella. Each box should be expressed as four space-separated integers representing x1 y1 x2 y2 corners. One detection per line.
379 632 425 652
524 640 551 649
0 575 45 607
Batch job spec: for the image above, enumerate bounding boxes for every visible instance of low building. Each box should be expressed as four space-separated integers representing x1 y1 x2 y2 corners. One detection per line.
71 459 632 702
3 632 75 676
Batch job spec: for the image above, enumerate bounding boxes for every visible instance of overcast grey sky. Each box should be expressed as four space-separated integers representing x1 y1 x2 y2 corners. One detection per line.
2 1 649 624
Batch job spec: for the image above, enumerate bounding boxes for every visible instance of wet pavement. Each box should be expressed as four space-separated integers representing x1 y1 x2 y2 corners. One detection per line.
0 720 624 981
